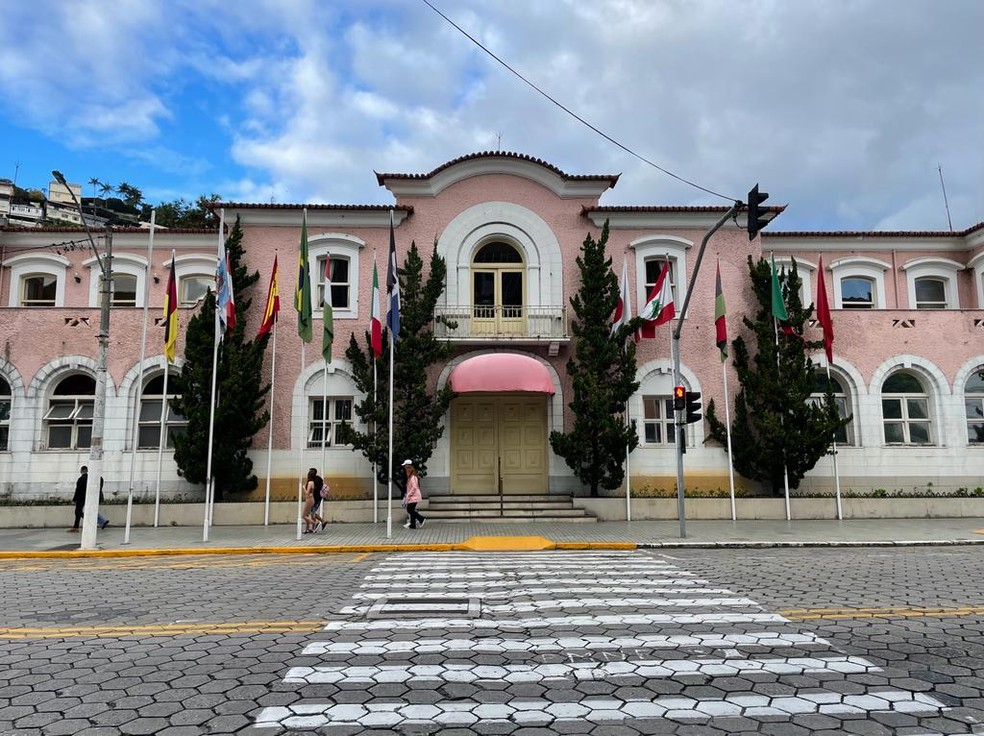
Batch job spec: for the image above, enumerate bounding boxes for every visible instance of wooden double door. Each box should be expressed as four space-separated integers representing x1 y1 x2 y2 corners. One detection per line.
450 394 548 494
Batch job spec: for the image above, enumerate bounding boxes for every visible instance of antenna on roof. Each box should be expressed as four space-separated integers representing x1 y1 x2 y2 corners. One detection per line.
496 132 502 151
938 163 953 232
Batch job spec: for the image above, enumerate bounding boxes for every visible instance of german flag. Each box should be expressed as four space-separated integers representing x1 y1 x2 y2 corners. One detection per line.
163 254 178 363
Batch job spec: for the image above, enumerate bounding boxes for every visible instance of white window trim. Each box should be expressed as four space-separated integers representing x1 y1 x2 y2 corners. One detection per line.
630 236 691 317
167 254 217 306
308 233 364 320
773 257 815 308
901 257 963 310
830 256 890 309
3 252 70 307
967 251 984 309
82 253 148 307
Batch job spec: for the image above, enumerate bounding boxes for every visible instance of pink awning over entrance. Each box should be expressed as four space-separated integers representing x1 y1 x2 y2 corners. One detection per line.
449 354 555 394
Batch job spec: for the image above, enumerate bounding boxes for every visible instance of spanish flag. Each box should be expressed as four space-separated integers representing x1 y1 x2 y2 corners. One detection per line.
258 255 280 339
163 252 178 363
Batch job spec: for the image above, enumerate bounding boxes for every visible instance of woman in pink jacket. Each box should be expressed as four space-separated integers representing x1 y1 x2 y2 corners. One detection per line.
401 459 426 530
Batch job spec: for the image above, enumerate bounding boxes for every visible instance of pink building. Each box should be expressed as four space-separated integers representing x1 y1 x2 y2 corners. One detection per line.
1 152 982 506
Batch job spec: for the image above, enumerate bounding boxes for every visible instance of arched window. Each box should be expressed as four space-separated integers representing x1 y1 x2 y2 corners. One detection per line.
318 255 350 309
22 274 58 306
642 395 677 446
43 374 95 449
138 374 187 449
644 257 677 307
308 396 353 448
841 276 875 309
913 277 947 309
180 275 213 306
811 373 853 445
965 370 984 445
111 273 138 307
902 257 962 309
0 377 10 451
471 240 525 333
882 371 931 445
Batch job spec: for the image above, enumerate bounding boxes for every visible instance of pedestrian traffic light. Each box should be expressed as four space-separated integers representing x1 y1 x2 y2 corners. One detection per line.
673 385 686 411
685 391 702 424
747 184 771 241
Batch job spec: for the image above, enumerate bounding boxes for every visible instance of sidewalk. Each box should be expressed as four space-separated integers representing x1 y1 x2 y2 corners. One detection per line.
1 517 983 557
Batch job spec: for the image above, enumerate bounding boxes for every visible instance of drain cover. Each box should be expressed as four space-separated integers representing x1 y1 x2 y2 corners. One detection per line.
367 597 480 619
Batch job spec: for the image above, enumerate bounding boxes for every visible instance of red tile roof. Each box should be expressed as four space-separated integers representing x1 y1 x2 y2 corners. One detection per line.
375 151 620 186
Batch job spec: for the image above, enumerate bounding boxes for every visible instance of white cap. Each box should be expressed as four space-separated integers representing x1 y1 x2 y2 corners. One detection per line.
401 459 414 466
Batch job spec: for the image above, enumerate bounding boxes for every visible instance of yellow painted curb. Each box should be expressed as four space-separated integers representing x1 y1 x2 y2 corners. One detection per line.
0 540 638 559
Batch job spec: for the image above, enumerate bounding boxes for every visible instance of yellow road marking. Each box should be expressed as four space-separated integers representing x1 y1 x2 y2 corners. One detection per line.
780 605 984 620
351 552 373 562
0 621 324 639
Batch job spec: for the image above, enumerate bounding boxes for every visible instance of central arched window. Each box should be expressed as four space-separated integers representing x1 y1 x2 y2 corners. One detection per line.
841 277 875 309
472 241 524 334
138 374 187 449
44 374 95 449
913 277 947 309
882 371 931 445
318 256 350 309
811 373 853 445
0 378 10 451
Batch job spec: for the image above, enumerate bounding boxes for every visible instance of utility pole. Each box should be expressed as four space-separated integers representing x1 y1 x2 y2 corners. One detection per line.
52 171 113 550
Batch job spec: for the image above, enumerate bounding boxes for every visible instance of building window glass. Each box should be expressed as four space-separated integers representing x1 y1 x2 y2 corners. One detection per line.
642 395 676 445
965 370 984 445
43 374 95 449
22 274 57 306
914 277 947 309
180 275 213 306
644 258 676 304
811 374 852 445
308 397 353 448
0 378 9 451
138 374 187 449
475 242 523 263
841 277 874 309
318 257 350 309
882 372 931 445
111 273 138 307
471 242 525 326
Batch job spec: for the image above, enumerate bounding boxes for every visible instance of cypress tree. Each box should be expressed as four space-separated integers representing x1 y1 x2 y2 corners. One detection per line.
170 217 271 499
706 256 847 493
549 222 640 496
342 241 454 488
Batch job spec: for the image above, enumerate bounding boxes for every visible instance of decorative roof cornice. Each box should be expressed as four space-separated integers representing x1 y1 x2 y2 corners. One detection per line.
215 204 413 228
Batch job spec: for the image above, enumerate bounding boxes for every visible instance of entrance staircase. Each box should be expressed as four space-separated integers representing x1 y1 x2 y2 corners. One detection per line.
423 494 597 523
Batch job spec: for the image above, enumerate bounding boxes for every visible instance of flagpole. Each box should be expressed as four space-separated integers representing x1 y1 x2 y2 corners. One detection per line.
373 358 379 523
771 253 792 521
386 330 394 539
321 362 328 474
123 209 155 544
624 400 631 522
722 359 736 521
826 361 843 520
264 318 277 526
203 210 225 542
296 344 305 541
153 361 169 526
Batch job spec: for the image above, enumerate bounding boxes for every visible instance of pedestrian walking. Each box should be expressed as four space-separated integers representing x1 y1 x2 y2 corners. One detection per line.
302 468 325 533
69 465 109 532
310 470 329 532
401 459 425 530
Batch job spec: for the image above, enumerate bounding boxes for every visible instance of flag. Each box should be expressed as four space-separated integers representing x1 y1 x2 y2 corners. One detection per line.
370 258 383 359
322 255 334 363
815 255 834 362
296 211 312 343
163 254 178 363
611 257 630 336
770 255 793 335
637 260 675 338
714 261 727 360
386 210 400 342
257 255 280 339
215 234 236 337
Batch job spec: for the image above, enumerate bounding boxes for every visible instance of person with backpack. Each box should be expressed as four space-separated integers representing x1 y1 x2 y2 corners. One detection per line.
303 468 327 533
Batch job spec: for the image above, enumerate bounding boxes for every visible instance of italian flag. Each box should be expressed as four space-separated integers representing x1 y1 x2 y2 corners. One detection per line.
370 259 383 359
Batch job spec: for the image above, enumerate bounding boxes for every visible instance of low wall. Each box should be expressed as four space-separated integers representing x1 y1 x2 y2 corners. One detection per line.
3 496 983 528
574 496 984 521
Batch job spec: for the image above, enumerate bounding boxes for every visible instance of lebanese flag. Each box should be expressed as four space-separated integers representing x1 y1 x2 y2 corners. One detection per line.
611 257 630 335
637 260 675 339
370 258 382 359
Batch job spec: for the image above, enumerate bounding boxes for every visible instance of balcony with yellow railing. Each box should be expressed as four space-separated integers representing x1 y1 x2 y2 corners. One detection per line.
434 304 568 348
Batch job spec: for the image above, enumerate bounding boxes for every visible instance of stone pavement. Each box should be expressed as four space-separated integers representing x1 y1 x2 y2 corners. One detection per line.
1 516 983 556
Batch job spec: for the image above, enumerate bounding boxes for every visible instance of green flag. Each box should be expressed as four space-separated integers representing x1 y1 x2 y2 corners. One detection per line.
770 255 788 323
295 211 312 343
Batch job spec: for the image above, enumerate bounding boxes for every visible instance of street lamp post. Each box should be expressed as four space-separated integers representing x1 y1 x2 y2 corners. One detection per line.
52 171 112 551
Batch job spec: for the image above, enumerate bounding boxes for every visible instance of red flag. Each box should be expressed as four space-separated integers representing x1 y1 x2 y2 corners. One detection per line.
815 255 834 362
637 260 675 339
714 261 727 360
257 255 280 339
611 257 630 335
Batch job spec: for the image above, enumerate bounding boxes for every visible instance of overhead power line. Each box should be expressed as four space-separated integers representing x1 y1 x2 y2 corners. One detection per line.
420 0 737 202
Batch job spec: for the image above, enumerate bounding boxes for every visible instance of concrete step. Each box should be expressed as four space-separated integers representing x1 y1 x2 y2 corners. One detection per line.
434 515 598 524
427 508 592 519
427 494 569 504
425 501 576 511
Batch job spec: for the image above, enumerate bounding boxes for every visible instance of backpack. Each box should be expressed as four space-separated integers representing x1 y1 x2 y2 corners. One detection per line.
314 476 329 500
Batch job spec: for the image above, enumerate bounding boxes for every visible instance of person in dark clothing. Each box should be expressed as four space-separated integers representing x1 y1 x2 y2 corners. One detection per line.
69 465 108 531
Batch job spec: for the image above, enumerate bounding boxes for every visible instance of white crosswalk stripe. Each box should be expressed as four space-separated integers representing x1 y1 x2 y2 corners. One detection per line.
256 550 949 732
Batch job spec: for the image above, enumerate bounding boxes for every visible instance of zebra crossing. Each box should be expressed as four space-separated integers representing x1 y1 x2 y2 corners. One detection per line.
254 550 949 733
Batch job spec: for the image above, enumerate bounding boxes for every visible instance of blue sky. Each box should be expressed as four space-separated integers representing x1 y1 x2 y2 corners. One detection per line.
1 0 981 231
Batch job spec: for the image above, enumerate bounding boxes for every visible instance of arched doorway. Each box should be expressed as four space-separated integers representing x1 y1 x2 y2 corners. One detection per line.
472 241 524 336
448 354 553 494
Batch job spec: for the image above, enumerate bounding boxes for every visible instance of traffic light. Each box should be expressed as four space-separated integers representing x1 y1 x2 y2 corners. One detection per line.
684 391 702 424
747 184 770 241
673 385 686 411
